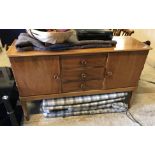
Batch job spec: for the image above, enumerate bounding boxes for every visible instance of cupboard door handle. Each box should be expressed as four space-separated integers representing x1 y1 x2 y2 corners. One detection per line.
53 74 59 80
106 71 113 77
81 73 87 79
80 59 87 66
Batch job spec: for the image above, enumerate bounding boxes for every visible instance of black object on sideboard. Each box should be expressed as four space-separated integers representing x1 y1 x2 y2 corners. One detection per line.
76 29 113 41
0 29 25 46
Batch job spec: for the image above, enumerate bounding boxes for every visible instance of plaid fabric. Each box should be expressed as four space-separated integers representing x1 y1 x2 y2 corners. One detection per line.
41 92 129 118
42 97 126 112
42 102 127 118
43 92 128 107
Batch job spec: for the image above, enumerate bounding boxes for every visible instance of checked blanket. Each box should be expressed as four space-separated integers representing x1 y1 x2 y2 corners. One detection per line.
41 92 129 118
42 92 128 107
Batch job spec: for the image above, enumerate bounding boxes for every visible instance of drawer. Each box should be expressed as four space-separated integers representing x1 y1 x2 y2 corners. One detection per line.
61 54 107 69
61 67 105 82
62 80 103 93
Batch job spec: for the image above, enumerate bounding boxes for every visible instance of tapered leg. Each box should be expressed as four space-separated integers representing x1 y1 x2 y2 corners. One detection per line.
21 101 30 121
128 91 136 109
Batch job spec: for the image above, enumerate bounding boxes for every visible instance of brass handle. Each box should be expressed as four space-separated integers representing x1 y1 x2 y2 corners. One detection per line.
53 74 59 80
106 71 113 77
80 59 87 66
80 83 86 90
81 73 87 79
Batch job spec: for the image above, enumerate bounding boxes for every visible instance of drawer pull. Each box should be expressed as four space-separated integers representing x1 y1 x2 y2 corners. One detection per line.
80 83 86 90
53 74 59 80
106 71 113 77
80 59 87 66
81 73 87 79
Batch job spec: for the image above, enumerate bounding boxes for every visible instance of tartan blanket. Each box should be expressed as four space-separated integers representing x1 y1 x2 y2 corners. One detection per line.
42 97 126 112
41 92 129 118
42 92 128 107
42 102 127 118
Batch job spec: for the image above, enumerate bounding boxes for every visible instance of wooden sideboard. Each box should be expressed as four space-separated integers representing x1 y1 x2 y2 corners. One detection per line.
7 36 151 120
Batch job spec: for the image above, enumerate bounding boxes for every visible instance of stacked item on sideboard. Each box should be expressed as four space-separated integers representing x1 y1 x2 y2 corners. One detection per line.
76 29 113 41
15 29 117 51
41 92 129 118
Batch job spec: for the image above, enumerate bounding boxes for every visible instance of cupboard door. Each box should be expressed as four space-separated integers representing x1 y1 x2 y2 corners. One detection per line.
10 56 60 96
104 51 148 89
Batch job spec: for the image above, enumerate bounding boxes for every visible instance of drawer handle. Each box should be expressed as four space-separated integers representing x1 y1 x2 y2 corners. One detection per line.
106 71 113 77
81 73 87 79
80 83 86 90
80 59 87 66
53 74 59 80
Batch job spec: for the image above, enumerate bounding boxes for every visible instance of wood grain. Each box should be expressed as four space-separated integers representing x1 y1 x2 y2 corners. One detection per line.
61 67 105 82
7 36 151 121
61 54 107 69
104 51 148 89
20 87 136 102
10 56 60 96
21 101 30 121
62 80 103 93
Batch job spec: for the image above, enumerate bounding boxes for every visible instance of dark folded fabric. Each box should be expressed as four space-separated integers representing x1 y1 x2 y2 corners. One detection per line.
15 33 117 51
15 33 73 51
74 40 116 45
76 29 113 41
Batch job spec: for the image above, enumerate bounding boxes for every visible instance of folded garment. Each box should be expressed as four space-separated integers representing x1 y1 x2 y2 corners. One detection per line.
43 102 127 118
72 40 116 46
16 33 74 51
42 92 128 107
15 33 117 51
16 33 45 49
76 29 113 41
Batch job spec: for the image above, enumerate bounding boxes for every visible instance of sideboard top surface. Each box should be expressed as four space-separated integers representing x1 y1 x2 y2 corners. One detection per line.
7 36 151 58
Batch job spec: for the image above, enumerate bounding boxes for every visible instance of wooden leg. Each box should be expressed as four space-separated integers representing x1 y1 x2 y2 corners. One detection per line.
128 91 136 109
21 101 30 121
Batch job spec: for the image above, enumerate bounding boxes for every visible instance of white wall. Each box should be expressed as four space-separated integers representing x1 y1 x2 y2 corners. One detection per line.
133 29 155 67
133 29 155 49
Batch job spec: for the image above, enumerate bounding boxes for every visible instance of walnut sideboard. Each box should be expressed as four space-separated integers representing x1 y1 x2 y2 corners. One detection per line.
7 36 151 120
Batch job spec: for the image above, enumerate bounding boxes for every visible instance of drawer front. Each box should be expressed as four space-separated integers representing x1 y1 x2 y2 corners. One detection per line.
61 54 107 69
62 67 105 82
62 80 103 93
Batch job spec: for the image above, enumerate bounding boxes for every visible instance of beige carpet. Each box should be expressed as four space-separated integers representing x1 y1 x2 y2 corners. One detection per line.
0 48 11 67
24 111 138 126
130 93 155 126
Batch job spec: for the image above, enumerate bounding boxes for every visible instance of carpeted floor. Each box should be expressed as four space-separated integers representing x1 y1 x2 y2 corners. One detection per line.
129 93 155 126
